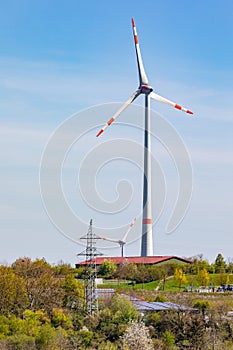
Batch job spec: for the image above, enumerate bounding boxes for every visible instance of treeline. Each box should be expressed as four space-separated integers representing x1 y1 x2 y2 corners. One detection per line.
0 258 83 316
0 258 153 349
1 255 233 349
0 258 85 349
93 253 233 286
0 257 148 349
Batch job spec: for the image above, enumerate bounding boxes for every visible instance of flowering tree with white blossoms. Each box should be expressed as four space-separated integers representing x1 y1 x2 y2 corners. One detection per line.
121 320 154 350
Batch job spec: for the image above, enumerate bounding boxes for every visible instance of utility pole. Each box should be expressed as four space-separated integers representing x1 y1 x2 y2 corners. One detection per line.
77 219 102 315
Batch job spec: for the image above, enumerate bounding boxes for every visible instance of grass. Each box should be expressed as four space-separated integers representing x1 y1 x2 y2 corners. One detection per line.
132 280 160 290
98 274 233 292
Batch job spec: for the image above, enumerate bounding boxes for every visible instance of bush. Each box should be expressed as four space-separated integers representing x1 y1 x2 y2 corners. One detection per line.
5 334 36 350
162 330 175 346
154 295 168 302
98 340 117 350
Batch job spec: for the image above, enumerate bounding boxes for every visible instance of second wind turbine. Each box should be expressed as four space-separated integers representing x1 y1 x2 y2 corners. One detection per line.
96 18 193 257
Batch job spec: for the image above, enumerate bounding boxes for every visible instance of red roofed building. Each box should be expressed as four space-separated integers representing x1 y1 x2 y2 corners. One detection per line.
76 255 191 268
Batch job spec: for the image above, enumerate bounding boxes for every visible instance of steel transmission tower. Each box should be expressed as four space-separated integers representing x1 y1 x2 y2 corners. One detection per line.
77 219 102 315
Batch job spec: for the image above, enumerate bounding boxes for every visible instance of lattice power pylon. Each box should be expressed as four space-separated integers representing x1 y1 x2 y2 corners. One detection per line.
77 219 102 315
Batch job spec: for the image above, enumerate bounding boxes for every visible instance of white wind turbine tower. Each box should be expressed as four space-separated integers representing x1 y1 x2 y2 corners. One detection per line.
96 18 193 257
96 218 136 257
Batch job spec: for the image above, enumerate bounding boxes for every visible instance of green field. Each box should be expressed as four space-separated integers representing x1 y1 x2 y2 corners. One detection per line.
99 273 233 292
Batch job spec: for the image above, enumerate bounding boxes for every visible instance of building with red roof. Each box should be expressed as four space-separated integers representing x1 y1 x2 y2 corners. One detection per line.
76 255 191 268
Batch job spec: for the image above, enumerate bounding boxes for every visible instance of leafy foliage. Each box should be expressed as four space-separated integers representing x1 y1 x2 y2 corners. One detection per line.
99 260 117 278
61 273 84 312
162 330 176 347
174 268 187 290
197 268 210 286
1 256 233 348
215 253 226 273
0 266 28 316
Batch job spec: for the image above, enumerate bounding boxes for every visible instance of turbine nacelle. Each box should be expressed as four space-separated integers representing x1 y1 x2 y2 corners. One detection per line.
140 85 153 94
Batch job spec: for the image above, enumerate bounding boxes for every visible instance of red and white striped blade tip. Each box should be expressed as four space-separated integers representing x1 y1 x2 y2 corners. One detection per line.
132 18 135 27
174 104 193 114
130 218 136 227
96 116 116 137
96 129 104 137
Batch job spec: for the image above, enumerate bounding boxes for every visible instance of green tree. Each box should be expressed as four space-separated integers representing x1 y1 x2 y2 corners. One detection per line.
98 340 117 350
51 308 73 329
162 330 176 347
0 266 28 316
5 334 36 350
0 315 11 337
217 272 229 286
54 261 74 276
110 295 138 323
83 295 138 343
96 307 117 341
12 257 64 314
134 264 149 284
62 273 84 312
146 265 160 282
22 310 47 337
189 255 211 274
193 300 210 317
35 323 56 349
98 260 117 278
197 268 210 287
27 272 63 313
226 258 233 273
12 257 52 279
116 261 135 282
71 328 93 348
160 310 207 349
159 265 170 291
215 253 226 273
36 325 71 350
174 268 187 290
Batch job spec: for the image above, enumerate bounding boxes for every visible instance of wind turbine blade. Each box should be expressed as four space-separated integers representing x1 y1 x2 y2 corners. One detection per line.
96 90 140 137
98 236 119 244
122 217 137 242
132 18 149 86
150 91 193 114
97 218 136 245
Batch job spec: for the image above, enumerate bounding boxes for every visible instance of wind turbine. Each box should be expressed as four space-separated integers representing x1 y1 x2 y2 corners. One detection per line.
96 18 193 257
97 218 136 257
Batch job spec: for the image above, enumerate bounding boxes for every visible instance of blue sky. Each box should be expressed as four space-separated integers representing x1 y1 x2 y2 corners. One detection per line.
1 0 233 265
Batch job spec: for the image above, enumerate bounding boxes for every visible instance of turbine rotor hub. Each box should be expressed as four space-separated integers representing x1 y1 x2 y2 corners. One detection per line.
140 85 153 94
